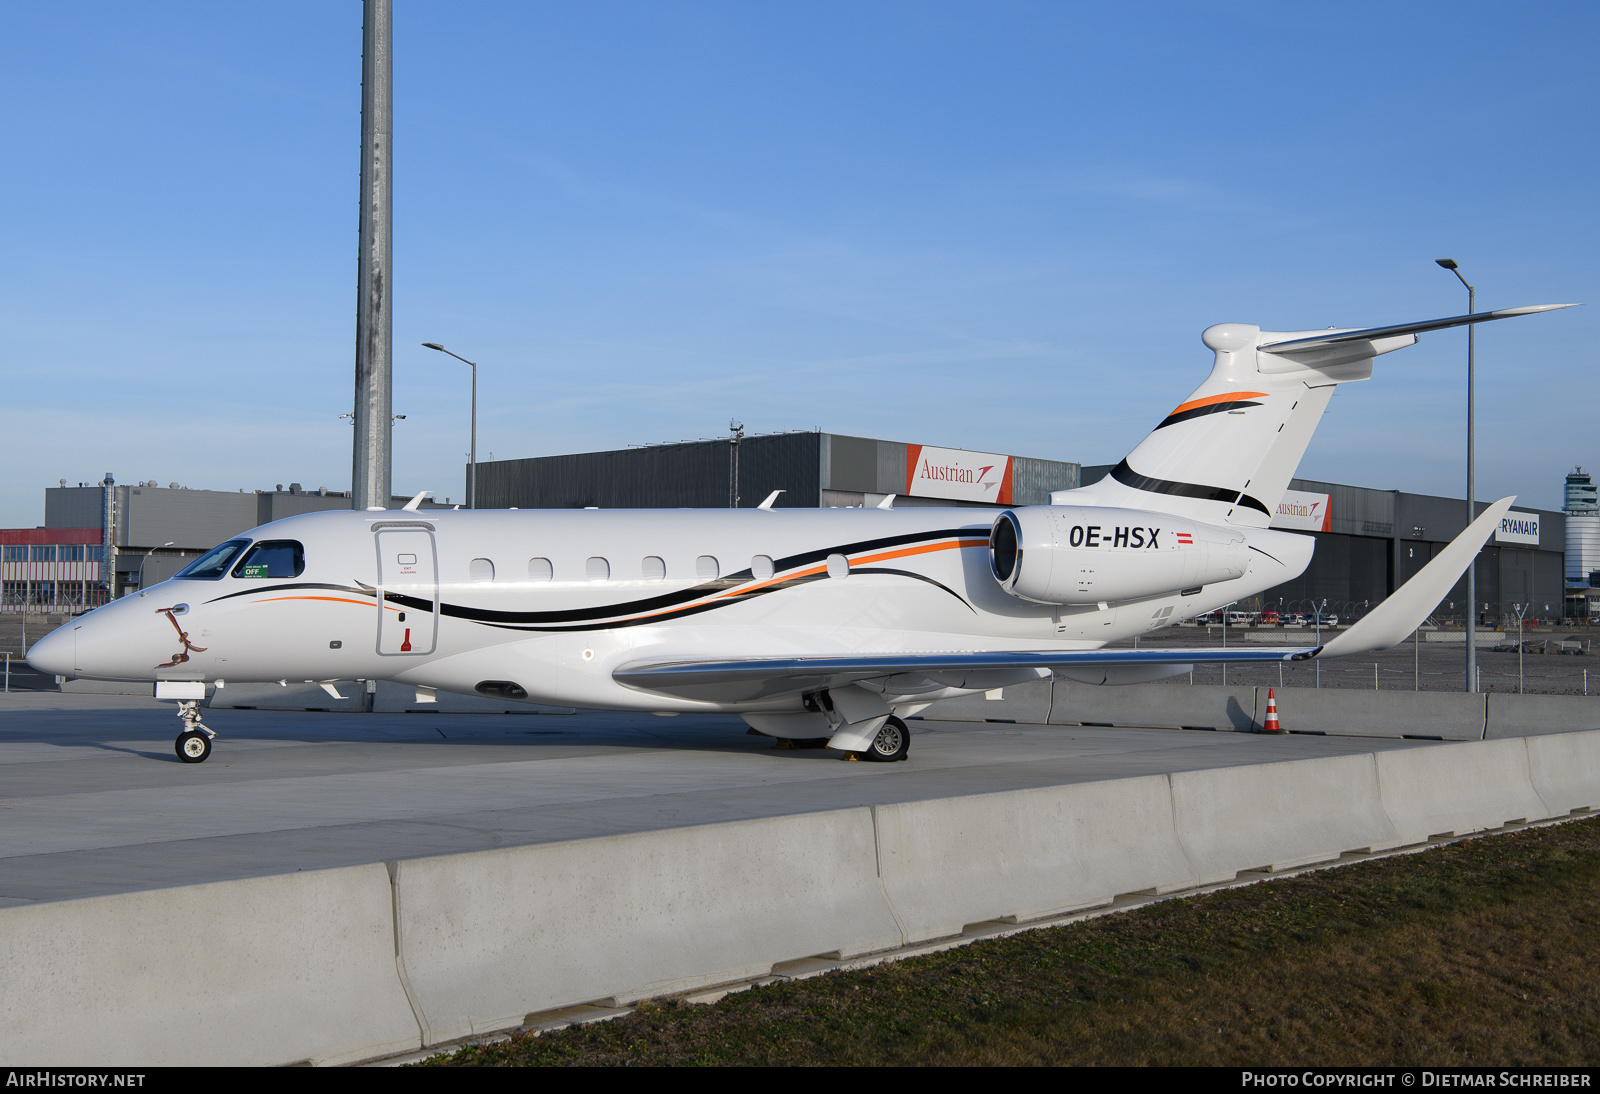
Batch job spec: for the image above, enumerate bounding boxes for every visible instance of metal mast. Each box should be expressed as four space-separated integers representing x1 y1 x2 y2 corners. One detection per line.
351 0 393 510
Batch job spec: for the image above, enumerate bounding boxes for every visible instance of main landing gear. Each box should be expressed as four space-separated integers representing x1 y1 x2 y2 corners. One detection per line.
859 716 910 762
172 700 216 764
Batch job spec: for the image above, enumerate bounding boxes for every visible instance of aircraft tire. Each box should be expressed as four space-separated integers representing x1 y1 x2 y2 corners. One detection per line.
861 716 910 762
176 731 212 764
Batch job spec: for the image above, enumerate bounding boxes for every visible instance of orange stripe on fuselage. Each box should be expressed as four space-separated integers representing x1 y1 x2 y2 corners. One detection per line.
256 595 377 608
1167 390 1268 417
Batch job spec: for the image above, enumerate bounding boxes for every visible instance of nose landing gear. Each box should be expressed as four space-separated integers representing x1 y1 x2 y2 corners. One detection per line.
172 700 217 764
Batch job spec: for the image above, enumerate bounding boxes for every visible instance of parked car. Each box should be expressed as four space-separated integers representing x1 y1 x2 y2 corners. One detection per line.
1257 611 1280 626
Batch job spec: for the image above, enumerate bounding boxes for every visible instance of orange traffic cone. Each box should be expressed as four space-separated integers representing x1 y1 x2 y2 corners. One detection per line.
1263 687 1282 734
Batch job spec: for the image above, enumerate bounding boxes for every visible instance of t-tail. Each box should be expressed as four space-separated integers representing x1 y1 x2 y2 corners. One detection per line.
1059 304 1577 525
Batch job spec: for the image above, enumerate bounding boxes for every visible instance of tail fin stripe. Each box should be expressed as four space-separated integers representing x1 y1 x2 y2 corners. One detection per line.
1111 460 1271 516
1156 399 1265 430
1167 390 1270 417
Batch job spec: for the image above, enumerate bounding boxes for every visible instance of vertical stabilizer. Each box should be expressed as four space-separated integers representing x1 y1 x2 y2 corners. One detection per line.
1055 304 1574 525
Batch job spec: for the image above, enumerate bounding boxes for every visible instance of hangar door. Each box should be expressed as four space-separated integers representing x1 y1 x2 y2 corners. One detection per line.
375 526 439 655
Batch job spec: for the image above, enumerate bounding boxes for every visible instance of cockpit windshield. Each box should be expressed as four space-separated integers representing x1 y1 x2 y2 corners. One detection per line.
175 539 251 580
231 540 305 579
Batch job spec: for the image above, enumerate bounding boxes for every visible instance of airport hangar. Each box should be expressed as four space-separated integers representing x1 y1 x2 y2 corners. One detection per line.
2 478 455 608
2 432 1568 625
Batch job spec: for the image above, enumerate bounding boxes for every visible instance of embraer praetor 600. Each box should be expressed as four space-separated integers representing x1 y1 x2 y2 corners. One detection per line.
28 304 1576 762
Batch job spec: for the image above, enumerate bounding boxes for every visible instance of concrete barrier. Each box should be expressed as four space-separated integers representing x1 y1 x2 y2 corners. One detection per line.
1426 631 1519 645
1525 729 1600 816
1376 738 1553 845
918 677 1053 723
873 775 1197 944
1486 693 1600 739
0 864 420 1067
1049 679 1259 731
1268 687 1486 741
393 808 902 1045
1171 754 1401 884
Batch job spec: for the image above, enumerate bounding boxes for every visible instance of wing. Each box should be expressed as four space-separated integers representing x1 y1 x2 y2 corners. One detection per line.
616 496 1516 705
613 646 1315 704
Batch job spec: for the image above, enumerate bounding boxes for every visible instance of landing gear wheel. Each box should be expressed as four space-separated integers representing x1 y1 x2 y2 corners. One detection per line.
861 716 910 762
176 730 212 763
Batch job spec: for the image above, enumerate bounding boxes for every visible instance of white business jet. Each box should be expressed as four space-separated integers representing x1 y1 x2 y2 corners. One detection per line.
28 304 1575 763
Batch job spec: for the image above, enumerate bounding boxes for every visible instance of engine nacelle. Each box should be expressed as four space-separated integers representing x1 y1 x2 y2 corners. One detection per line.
989 505 1250 605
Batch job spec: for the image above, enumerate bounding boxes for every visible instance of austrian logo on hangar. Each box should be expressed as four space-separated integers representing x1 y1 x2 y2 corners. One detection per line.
904 444 1014 504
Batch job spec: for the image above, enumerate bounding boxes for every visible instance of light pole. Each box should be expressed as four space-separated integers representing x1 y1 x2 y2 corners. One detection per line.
422 343 477 508
138 542 174 591
1437 258 1477 692
1314 599 1327 688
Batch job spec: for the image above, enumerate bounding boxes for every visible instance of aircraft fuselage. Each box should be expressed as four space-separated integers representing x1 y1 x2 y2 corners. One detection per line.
38 505 1313 713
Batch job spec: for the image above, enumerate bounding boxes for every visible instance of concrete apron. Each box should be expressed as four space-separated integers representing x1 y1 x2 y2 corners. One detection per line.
4 727 1600 1067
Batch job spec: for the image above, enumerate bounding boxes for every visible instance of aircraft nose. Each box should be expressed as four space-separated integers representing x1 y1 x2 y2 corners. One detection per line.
26 624 74 678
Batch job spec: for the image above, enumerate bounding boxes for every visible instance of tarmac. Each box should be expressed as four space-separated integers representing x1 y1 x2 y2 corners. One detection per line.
0 692 1444 908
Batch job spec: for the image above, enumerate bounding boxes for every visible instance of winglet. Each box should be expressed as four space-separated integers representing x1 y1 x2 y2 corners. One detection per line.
402 490 433 512
1320 496 1516 658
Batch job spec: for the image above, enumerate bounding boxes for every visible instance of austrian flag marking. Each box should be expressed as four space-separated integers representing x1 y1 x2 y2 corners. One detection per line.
1176 533 1194 545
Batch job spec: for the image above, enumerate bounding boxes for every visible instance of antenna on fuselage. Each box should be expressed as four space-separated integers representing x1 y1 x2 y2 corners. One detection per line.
402 490 432 511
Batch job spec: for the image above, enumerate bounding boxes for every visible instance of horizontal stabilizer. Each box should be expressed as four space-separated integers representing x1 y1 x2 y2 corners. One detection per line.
1258 304 1577 356
1320 496 1515 659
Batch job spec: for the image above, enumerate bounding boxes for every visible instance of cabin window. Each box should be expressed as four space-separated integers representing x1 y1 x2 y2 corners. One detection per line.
751 555 775 581
231 540 305 579
528 557 553 581
586 556 610 581
826 553 849 579
695 555 719 580
642 556 666 580
469 558 495 582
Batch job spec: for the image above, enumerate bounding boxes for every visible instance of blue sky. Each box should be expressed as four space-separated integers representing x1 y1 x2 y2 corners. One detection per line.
2 1 1594 527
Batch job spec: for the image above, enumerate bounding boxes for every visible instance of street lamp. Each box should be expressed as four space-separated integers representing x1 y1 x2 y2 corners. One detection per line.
1437 258 1477 693
422 343 478 509
138 542 174 590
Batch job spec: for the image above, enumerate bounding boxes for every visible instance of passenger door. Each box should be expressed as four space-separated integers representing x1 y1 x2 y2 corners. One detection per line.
375 527 439 655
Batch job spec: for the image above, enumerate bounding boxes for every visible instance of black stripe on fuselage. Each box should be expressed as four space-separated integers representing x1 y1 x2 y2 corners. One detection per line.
1110 459 1271 516
1154 399 1262 430
465 566 974 633
213 526 986 628
407 524 984 626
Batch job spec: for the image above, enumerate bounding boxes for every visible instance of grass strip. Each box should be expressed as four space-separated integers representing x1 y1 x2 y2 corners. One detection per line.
423 816 1600 1066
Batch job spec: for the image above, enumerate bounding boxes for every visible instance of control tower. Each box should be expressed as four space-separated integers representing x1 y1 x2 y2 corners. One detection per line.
1564 467 1600 582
